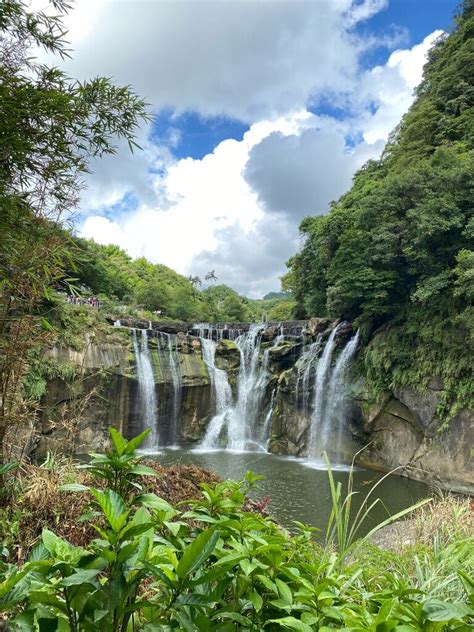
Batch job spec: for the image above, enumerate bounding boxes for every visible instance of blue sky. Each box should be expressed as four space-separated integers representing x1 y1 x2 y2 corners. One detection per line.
146 0 458 163
64 0 461 297
364 0 457 46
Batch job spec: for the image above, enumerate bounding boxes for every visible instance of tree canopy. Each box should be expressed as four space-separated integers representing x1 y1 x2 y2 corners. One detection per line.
284 2 474 418
0 0 148 463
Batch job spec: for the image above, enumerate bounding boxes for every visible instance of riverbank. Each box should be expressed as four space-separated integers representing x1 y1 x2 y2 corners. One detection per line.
1 435 473 629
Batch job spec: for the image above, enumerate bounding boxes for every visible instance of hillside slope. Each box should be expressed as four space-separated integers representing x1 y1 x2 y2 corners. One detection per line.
284 1 474 420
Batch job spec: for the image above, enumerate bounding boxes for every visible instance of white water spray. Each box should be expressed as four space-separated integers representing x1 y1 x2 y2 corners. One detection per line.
200 338 233 448
131 329 159 449
307 327 359 461
158 332 182 445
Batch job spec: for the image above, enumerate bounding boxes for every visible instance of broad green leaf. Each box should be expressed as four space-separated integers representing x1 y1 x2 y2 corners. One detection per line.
267 616 313 631
176 593 214 606
137 493 176 515
250 589 263 612
176 528 219 580
90 489 128 532
109 427 127 456
218 611 251 625
275 578 293 607
128 465 158 477
124 429 151 454
27 590 69 613
423 599 472 622
257 573 277 593
28 543 50 562
58 483 89 492
59 569 100 587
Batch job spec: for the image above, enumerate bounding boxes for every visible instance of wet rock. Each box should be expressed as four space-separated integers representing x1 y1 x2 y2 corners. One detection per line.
177 333 201 355
306 318 333 337
427 376 444 391
215 339 241 371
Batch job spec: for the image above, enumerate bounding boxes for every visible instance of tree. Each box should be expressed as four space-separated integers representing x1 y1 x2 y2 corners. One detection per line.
222 294 249 322
187 275 202 287
0 0 148 465
284 2 474 416
205 270 218 283
135 280 173 314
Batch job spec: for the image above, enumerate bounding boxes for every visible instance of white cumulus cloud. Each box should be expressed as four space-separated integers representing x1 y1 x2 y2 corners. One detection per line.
66 1 445 296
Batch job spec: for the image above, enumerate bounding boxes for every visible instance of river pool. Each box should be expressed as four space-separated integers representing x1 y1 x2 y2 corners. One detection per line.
148 448 430 535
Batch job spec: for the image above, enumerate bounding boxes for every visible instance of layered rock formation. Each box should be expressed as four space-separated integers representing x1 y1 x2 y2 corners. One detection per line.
36 319 473 493
356 386 473 494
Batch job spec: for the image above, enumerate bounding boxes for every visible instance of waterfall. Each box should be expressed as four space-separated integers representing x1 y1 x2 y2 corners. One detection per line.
200 338 233 448
160 332 181 446
200 323 276 452
307 326 340 459
307 327 359 462
227 324 267 451
113 319 121 327
323 330 360 457
127 319 358 458
253 325 283 417
261 388 276 449
295 335 322 409
131 329 159 450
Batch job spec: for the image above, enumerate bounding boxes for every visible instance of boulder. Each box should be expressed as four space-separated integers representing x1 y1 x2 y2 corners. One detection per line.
215 339 241 371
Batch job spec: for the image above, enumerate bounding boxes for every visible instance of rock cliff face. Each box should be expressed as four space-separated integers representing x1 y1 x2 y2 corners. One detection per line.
37 328 213 457
355 386 474 494
37 329 134 458
36 320 473 493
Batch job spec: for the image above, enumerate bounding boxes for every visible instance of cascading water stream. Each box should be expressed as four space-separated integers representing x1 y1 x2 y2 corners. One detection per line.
261 388 276 449
128 319 358 460
131 328 159 450
306 326 340 460
158 332 182 445
295 335 322 410
200 338 233 448
307 327 359 462
199 323 279 452
323 330 360 456
227 324 267 450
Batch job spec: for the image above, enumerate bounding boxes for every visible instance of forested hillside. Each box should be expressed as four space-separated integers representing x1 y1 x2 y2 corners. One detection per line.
69 237 295 323
284 1 474 420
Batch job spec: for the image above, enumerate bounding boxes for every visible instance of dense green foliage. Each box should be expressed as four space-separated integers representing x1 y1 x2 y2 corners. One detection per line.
70 238 295 323
0 0 147 463
284 3 474 417
1 431 472 630
71 237 212 321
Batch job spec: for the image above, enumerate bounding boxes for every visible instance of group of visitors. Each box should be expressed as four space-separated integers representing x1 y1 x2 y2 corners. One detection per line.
66 295 101 308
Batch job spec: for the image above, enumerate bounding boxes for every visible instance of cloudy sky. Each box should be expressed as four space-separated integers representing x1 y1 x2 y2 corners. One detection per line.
46 0 457 297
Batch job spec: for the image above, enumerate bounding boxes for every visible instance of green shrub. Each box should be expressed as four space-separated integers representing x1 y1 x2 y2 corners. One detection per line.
0 432 472 630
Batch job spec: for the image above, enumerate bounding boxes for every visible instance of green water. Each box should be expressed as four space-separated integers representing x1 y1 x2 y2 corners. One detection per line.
150 448 430 534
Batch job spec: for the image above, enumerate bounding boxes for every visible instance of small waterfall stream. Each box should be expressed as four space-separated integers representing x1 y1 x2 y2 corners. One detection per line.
131 328 159 450
199 324 279 451
324 330 360 456
200 338 233 449
261 388 276 449
296 335 322 410
157 332 182 446
228 324 267 450
307 327 359 461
